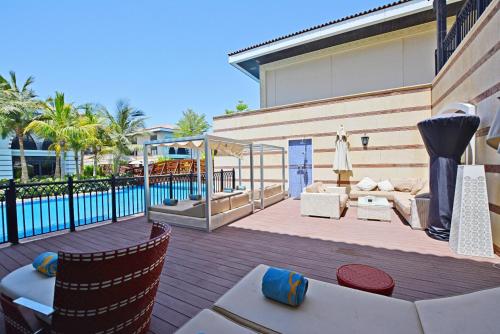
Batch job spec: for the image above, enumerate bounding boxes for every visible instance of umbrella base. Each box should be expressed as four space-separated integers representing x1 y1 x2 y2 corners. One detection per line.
426 227 449 241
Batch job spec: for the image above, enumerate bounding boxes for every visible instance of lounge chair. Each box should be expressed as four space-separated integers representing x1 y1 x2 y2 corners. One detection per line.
177 264 500 334
254 184 285 209
0 222 172 334
300 182 348 219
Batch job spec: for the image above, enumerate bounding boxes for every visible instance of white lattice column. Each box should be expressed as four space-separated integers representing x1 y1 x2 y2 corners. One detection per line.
449 165 493 258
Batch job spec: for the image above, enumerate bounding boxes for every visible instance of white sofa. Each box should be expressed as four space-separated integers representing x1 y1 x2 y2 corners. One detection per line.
300 183 348 219
177 264 500 334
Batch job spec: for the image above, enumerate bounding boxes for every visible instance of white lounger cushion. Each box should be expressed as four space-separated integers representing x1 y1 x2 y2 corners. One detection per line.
213 264 423 334
415 287 500 334
176 309 256 334
0 264 55 307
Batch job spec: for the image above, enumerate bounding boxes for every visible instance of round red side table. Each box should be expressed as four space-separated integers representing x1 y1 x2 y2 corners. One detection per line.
336 264 395 296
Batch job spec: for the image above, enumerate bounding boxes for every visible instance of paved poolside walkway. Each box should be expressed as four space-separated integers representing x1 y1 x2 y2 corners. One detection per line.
1 199 499 333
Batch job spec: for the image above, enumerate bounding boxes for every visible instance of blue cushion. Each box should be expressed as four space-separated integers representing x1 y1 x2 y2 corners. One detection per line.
163 198 178 206
223 188 234 193
262 267 308 306
189 194 202 201
236 185 246 190
32 252 58 277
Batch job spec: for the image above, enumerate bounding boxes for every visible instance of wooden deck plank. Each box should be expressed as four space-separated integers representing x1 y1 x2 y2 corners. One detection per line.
0 199 499 333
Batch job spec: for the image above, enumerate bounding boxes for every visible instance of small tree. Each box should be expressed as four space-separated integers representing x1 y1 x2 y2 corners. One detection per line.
225 100 249 115
175 109 210 159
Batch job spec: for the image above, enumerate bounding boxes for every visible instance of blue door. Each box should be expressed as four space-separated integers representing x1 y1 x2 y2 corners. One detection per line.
288 139 312 198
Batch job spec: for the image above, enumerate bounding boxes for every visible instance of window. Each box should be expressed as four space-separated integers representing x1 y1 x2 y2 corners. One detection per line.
150 134 157 141
168 147 176 155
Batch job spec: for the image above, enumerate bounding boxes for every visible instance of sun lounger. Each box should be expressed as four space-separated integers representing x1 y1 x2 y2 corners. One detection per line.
179 264 500 334
176 309 256 334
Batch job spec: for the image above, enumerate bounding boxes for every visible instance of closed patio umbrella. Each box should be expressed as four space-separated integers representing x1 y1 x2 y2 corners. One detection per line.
333 125 352 186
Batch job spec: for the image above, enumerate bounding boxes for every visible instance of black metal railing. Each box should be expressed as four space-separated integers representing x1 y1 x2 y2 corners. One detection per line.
0 169 235 245
437 0 492 71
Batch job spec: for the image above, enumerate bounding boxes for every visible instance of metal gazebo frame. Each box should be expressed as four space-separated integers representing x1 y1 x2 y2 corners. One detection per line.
143 134 253 231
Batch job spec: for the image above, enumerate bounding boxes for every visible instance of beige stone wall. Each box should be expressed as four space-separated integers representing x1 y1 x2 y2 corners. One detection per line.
431 1 500 249
260 22 439 108
213 84 431 190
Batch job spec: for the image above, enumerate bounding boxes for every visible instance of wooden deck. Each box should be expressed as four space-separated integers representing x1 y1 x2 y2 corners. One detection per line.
1 198 499 333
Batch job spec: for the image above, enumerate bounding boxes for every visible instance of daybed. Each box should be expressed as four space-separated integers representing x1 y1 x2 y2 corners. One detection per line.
300 182 348 219
177 264 500 334
349 178 430 230
253 184 285 209
148 191 253 231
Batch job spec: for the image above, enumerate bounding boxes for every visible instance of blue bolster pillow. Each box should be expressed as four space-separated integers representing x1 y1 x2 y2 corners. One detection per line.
32 252 58 277
262 267 308 306
236 185 247 190
189 194 202 201
163 198 178 206
223 188 234 193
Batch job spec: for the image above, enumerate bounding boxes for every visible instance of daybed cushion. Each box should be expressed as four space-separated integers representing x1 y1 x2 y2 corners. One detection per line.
390 178 415 192
176 309 256 334
213 264 423 334
0 264 55 307
230 192 250 210
211 197 231 215
264 184 282 198
349 189 395 201
415 287 500 334
304 182 325 193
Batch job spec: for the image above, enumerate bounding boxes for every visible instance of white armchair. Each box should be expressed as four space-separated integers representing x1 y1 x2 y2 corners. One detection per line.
300 185 348 219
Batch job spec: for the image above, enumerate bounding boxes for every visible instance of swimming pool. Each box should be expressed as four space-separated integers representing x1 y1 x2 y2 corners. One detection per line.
0 181 204 242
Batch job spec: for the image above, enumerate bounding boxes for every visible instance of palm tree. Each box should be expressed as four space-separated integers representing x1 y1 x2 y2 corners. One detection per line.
104 100 146 174
0 71 43 182
26 92 91 179
174 109 210 158
79 103 109 177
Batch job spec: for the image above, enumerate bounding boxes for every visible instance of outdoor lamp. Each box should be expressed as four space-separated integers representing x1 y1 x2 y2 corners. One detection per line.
361 134 369 147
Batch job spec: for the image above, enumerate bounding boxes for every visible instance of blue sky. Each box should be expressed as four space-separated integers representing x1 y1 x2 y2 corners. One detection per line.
3 0 390 127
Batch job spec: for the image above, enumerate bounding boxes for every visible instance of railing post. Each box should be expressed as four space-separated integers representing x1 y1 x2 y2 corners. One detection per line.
220 169 224 191
169 173 173 198
232 168 236 189
189 172 194 195
5 179 19 244
68 176 76 232
111 175 117 222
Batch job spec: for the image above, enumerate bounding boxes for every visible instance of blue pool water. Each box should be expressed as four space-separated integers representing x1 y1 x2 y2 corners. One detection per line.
0 182 204 242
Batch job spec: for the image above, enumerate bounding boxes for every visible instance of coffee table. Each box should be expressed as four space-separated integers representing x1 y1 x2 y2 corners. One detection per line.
357 196 391 221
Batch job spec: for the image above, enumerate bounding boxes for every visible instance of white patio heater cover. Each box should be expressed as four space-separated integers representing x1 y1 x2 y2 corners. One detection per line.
333 125 352 172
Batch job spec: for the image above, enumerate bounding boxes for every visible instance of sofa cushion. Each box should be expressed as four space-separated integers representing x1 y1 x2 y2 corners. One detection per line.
410 179 426 195
356 177 377 191
213 264 423 334
0 264 55 308
394 192 413 216
390 178 415 192
339 194 348 208
377 180 394 192
415 287 500 334
349 190 395 201
176 309 256 334
305 182 324 193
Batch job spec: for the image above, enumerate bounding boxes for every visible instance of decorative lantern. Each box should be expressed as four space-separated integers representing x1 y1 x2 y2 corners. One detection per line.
361 134 369 147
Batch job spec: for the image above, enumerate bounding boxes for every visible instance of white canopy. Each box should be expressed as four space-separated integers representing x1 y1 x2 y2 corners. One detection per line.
158 139 245 158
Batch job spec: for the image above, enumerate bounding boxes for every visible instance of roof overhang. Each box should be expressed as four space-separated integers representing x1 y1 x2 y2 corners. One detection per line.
229 0 464 81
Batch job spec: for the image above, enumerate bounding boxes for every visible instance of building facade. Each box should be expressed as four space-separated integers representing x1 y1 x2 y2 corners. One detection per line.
213 0 499 248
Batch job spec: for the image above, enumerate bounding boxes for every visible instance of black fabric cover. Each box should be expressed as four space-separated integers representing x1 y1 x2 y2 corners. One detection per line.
417 114 480 241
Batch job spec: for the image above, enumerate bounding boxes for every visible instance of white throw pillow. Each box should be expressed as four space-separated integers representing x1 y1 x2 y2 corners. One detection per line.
356 177 377 191
377 180 394 192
